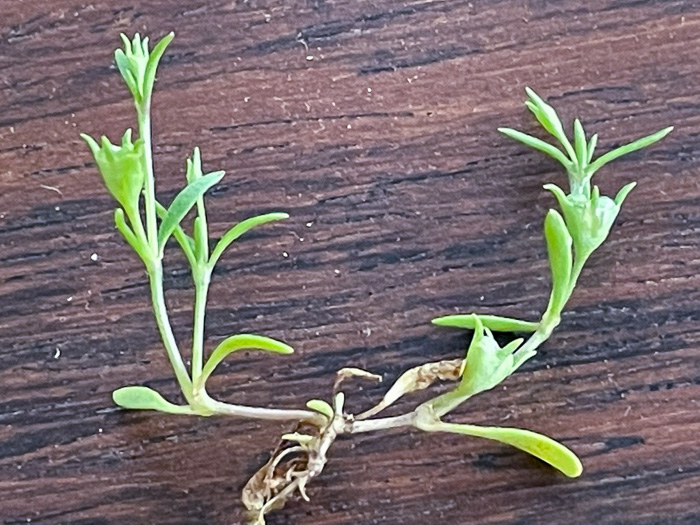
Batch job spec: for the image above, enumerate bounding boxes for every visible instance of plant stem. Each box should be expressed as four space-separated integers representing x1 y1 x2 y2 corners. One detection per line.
136 101 194 401
137 107 158 254
349 412 416 434
148 264 193 401
428 255 590 418
191 170 211 381
191 270 211 381
198 390 325 424
564 255 588 304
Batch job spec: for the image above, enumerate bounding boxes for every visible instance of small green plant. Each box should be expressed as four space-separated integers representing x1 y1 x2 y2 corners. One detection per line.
81 33 672 525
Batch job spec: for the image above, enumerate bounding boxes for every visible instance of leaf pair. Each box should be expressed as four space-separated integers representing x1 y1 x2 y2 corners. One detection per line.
157 148 290 266
499 88 575 172
157 165 224 257
545 182 635 263
114 334 293 414
158 183 289 268
500 87 672 198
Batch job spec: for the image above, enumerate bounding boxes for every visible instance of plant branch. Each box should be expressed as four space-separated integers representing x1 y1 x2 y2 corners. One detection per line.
191 270 210 381
148 265 193 401
137 108 158 255
198 390 325 425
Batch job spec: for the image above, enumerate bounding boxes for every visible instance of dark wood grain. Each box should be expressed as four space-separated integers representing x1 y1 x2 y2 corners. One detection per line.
1 1 699 524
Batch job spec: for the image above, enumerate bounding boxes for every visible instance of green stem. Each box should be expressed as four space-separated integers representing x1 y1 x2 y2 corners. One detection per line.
195 198 209 262
148 263 193 402
563 255 588 305
191 270 211 381
191 170 211 383
195 389 324 424
425 387 474 418
428 253 590 418
122 201 149 249
350 412 416 434
137 106 158 254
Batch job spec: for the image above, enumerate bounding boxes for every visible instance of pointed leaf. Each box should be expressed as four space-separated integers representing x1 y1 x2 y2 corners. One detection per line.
422 421 583 478
114 49 139 98
112 386 195 415
208 212 290 268
525 87 565 137
155 200 196 264
200 334 293 386
432 314 538 333
498 128 572 168
157 170 225 253
573 119 587 169
143 31 175 100
588 126 673 175
614 181 637 207
587 134 598 164
543 183 570 212
524 87 576 159
185 147 203 183
119 33 132 54
114 208 151 263
544 209 573 314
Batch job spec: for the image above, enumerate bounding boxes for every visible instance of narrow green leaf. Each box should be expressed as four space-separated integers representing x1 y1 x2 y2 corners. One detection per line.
543 183 569 211
498 127 572 169
524 87 566 139
306 399 334 420
524 87 576 159
587 133 598 164
208 212 290 268
114 49 139 98
588 126 673 175
114 208 151 263
424 421 583 478
432 314 538 333
112 386 195 415
544 209 573 314
193 216 208 261
614 181 637 207
143 31 175 101
119 33 132 55
185 147 203 183
157 170 225 254
573 119 587 169
155 200 196 264
200 334 293 386
80 133 100 157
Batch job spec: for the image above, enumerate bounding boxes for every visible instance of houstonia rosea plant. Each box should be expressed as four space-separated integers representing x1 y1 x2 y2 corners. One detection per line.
81 33 672 525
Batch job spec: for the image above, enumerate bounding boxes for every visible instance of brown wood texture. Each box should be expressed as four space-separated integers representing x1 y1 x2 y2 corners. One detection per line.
1 1 699 524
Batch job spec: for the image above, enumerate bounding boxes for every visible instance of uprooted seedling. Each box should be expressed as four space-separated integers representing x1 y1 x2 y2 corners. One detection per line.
81 33 672 524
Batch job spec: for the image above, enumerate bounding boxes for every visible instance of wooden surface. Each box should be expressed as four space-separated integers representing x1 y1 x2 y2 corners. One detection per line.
1 1 699 524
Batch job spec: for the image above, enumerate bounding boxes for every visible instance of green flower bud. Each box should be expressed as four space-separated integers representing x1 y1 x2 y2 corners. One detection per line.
80 129 146 215
114 32 174 106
